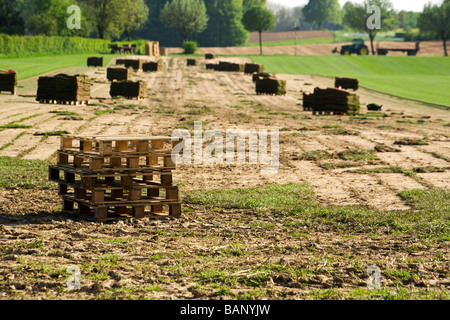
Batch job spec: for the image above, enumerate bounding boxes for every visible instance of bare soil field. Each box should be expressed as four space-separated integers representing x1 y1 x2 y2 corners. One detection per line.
167 41 449 56
247 30 334 43
0 56 449 300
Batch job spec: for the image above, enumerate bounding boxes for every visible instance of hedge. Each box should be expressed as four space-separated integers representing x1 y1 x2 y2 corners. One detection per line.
0 34 112 57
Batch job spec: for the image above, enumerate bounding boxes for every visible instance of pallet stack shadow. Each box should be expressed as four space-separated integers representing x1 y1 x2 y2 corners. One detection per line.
87 57 104 67
48 135 182 221
303 87 360 115
0 69 17 95
217 61 244 72
36 74 91 105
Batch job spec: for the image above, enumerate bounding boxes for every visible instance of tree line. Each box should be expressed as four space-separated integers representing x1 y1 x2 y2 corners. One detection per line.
0 0 448 55
0 0 270 47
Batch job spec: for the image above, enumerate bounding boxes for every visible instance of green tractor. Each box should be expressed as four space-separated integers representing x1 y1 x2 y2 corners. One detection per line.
333 39 370 56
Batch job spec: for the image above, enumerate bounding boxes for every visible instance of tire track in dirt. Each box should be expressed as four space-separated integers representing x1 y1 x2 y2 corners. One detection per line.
337 172 412 211
290 160 360 207
291 134 418 209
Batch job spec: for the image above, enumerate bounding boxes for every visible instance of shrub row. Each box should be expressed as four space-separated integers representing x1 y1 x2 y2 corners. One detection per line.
0 34 112 57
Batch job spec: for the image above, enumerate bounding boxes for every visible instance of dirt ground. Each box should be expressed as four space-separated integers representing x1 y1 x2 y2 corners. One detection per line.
0 55 449 300
247 30 334 43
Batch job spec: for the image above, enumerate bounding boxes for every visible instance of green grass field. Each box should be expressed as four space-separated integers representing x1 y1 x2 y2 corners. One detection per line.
248 55 450 107
0 53 118 80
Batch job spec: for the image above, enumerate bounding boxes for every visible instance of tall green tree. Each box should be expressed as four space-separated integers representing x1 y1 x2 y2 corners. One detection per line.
302 0 340 30
78 0 127 39
160 0 208 42
0 0 25 34
272 7 301 32
418 0 450 56
243 0 266 12
20 0 81 36
197 0 248 47
121 0 149 40
242 6 276 55
343 0 398 55
136 0 182 47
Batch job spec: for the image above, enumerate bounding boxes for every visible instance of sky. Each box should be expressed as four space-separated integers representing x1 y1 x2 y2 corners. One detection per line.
269 0 444 12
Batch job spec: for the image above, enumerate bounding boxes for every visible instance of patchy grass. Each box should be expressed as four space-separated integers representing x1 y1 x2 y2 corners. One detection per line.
0 156 55 190
337 149 378 161
394 137 429 146
184 184 316 214
33 131 70 137
298 150 331 161
399 188 449 214
184 105 212 115
318 161 360 170
0 124 32 129
374 144 401 152
184 184 450 238
95 109 113 116
429 152 450 163
321 125 359 136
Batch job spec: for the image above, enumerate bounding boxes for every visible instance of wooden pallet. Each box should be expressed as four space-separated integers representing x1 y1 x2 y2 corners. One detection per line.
111 95 147 100
312 110 348 116
60 135 175 156
61 199 181 221
49 165 175 188
256 92 287 96
50 134 183 222
0 90 16 95
39 99 88 105
58 184 179 204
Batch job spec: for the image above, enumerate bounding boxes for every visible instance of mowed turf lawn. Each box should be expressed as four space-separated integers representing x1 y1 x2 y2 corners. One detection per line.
0 53 118 80
249 55 450 107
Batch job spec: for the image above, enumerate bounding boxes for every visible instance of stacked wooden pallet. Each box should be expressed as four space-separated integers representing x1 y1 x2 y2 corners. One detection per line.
252 72 272 82
145 42 160 56
115 58 146 71
187 59 198 66
244 63 264 75
49 135 182 221
216 61 244 72
302 92 315 111
160 48 169 56
110 80 147 100
206 63 218 70
36 74 91 105
0 69 17 95
335 77 359 90
115 58 128 66
143 61 164 72
107 66 133 81
311 87 360 115
87 57 104 67
255 77 286 96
